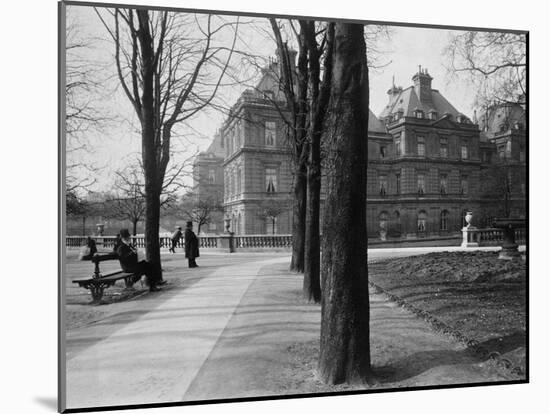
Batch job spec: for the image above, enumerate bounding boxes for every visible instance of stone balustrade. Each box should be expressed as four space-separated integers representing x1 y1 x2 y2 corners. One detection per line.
65 234 292 251
461 227 526 247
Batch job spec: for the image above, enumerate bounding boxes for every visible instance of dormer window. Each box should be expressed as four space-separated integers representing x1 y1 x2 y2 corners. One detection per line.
429 110 438 120
456 114 470 124
414 108 424 119
394 109 404 121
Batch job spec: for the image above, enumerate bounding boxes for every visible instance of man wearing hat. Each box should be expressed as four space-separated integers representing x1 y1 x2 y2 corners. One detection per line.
184 221 199 268
116 229 161 292
169 226 183 253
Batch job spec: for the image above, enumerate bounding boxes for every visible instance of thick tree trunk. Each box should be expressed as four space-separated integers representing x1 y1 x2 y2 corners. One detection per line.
290 157 307 272
138 10 163 283
132 219 138 236
303 149 321 302
318 23 370 384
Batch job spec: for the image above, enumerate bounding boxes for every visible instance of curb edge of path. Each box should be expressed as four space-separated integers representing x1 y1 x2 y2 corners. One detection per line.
368 281 526 378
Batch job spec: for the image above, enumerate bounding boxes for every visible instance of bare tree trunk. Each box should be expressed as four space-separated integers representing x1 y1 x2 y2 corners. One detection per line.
138 9 163 283
303 146 321 302
270 19 309 273
290 157 307 272
303 22 334 303
318 23 370 384
132 219 138 236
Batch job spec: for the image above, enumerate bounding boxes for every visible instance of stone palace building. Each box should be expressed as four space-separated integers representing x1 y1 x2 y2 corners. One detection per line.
193 60 526 241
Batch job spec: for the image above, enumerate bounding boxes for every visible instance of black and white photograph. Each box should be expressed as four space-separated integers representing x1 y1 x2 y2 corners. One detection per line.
56 0 531 412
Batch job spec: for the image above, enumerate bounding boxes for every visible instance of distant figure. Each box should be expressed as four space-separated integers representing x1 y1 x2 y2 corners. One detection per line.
169 226 183 253
116 229 160 292
78 236 97 261
184 221 199 268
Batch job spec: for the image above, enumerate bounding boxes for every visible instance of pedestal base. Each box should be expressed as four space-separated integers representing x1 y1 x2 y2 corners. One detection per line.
498 244 520 260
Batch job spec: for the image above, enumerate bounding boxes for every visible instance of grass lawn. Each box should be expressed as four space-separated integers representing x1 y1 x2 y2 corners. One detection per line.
368 251 527 370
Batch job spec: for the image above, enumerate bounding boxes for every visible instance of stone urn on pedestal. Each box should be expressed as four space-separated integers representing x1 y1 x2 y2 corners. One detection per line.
217 217 235 253
461 211 479 247
96 223 105 237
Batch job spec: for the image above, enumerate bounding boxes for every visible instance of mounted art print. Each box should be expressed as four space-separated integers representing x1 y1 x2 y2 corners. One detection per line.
59 0 528 412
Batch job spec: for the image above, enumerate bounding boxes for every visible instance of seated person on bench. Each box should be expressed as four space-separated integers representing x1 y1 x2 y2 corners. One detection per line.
79 236 98 261
116 229 161 292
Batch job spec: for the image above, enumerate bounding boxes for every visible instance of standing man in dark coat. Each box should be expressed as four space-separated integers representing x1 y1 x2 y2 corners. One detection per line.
184 221 199 268
116 229 161 292
169 226 183 253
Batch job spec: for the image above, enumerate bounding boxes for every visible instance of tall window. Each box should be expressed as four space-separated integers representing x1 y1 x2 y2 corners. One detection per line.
380 145 386 159
440 137 448 158
461 140 469 159
265 121 276 146
519 150 525 162
440 174 448 194
417 211 427 232
417 136 425 156
265 168 277 193
498 145 506 160
440 210 449 231
395 173 401 194
461 176 468 195
417 173 425 195
208 169 215 184
379 175 387 196
236 169 241 194
395 137 401 156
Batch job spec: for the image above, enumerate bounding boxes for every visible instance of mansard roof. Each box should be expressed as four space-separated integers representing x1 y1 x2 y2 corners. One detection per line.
368 109 387 134
378 85 461 120
477 103 526 140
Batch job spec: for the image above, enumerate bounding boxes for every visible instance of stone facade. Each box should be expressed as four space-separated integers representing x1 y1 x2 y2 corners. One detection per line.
193 63 527 239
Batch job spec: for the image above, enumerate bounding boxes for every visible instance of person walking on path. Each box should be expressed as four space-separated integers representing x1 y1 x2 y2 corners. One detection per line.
184 221 199 268
169 226 183 253
116 229 161 292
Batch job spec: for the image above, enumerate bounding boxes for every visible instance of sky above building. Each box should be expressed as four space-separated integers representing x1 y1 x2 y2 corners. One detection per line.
66 5 479 194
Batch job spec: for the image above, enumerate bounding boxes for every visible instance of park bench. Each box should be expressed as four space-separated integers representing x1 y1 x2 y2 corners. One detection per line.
73 254 140 304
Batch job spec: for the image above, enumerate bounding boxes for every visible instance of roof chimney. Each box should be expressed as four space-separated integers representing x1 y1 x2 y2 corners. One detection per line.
412 66 433 105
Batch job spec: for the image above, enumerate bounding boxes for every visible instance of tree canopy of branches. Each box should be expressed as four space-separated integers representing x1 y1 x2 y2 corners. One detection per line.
445 31 526 107
96 7 239 280
65 7 114 195
105 167 146 235
255 200 289 234
177 193 222 234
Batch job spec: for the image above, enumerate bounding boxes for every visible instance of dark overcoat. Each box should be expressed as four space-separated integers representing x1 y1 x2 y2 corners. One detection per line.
184 228 200 259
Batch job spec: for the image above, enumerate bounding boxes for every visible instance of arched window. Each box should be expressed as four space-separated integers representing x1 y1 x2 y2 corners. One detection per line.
417 211 427 233
440 210 449 231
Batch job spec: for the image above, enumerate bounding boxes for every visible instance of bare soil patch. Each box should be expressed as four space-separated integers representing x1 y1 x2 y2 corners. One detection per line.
369 251 527 373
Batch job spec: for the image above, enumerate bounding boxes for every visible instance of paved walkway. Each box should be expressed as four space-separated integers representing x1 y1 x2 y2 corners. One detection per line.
65 251 515 410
